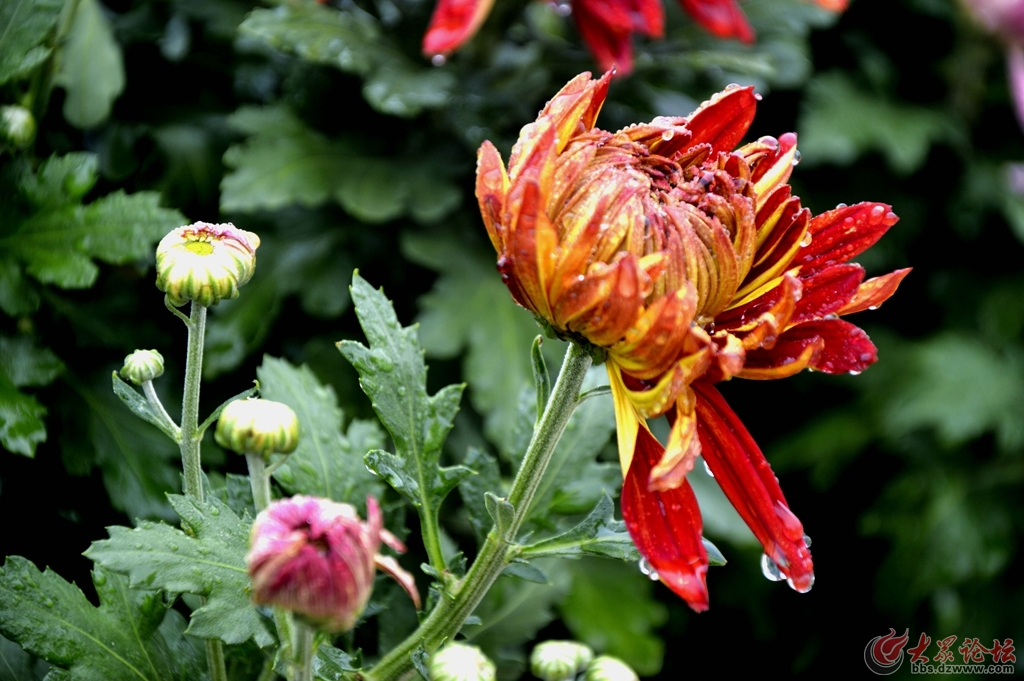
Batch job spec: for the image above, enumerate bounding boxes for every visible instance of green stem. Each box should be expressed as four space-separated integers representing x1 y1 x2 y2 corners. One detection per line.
364 343 592 681
293 623 316 681
180 303 207 501
246 452 272 512
177 303 226 681
142 380 181 441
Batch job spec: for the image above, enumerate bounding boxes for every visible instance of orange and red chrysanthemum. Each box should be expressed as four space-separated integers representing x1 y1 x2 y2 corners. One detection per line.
476 72 909 611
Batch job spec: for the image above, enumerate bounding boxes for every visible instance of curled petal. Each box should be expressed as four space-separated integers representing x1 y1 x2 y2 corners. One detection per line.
422 0 495 56
374 555 422 610
736 332 822 380
537 71 612 151
798 319 877 374
751 133 798 204
693 382 814 592
561 254 646 346
476 141 509 253
678 0 754 43
608 362 643 473
507 174 560 320
684 85 758 155
837 268 912 316
621 427 709 611
796 202 899 276
611 284 699 379
648 387 702 491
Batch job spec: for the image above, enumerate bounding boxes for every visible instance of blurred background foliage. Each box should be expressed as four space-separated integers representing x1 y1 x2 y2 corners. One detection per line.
1 0 1023 677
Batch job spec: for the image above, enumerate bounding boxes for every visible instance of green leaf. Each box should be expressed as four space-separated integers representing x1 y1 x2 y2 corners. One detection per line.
560 559 668 676
0 632 45 681
0 371 46 457
0 336 63 388
110 373 180 443
4 155 185 290
0 0 63 86
521 495 639 562
54 0 125 128
85 494 275 648
337 274 468 538
0 558 204 681
457 446 503 545
257 355 384 504
313 644 360 680
0 257 40 316
403 233 566 451
798 72 952 174
238 4 454 118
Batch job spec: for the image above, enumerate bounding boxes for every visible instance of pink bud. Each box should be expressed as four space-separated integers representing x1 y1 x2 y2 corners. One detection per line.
247 495 419 633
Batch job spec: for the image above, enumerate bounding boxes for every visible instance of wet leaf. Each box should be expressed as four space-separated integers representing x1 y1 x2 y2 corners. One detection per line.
54 0 125 128
0 0 63 86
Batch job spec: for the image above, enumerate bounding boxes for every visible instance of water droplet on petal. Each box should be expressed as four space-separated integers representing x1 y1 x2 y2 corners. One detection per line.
754 92 763 101
760 553 785 582
661 130 674 141
703 459 714 478
802 533 812 548
848 370 861 376
835 202 848 210
787 572 814 593
430 54 446 67
800 232 812 247
638 557 660 580
791 149 802 166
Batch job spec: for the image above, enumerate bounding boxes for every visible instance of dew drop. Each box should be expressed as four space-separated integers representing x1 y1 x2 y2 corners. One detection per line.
209 506 220 516
859 352 873 362
661 130 674 141
871 204 885 217
791 149 802 166
802 533 812 548
365 463 378 476
44 598 54 608
430 54 446 67
93 573 107 586
848 369 861 376
786 573 815 593
800 232 812 248
760 553 785 582
638 557 660 581
553 1 572 16
703 459 714 478
835 202 848 210
754 92 763 101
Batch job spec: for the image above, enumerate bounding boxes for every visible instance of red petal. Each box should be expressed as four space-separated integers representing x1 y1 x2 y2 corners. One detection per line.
790 263 864 324
621 427 710 611
573 0 636 74
421 0 495 55
693 382 814 592
837 268 911 316
684 86 758 156
736 331 822 380
797 319 877 374
796 203 899 276
678 0 754 43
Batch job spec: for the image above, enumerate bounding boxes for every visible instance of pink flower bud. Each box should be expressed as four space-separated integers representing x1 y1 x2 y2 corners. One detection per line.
247 495 420 633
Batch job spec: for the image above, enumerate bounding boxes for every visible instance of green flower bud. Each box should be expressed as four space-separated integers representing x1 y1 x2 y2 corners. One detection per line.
215 398 299 458
120 349 165 385
530 641 594 681
584 656 638 681
155 222 260 307
428 643 496 681
0 106 36 149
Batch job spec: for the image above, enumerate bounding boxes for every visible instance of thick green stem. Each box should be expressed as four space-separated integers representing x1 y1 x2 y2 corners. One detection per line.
364 343 592 681
177 303 226 681
293 623 316 681
246 452 272 512
180 304 207 501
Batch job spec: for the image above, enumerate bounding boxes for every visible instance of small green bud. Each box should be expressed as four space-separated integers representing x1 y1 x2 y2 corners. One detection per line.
428 643 496 681
584 656 638 681
530 641 594 681
0 106 36 149
215 398 299 458
155 222 260 307
120 349 165 385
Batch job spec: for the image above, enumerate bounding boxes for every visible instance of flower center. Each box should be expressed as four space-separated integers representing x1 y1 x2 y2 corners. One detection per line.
184 240 215 256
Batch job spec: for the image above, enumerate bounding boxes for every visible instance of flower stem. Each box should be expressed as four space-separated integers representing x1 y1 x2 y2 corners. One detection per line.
364 343 592 681
142 380 181 441
293 623 316 681
246 452 272 512
177 303 227 681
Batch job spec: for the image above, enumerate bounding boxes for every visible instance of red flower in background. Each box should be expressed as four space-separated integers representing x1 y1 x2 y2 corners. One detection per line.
422 0 847 74
476 72 908 611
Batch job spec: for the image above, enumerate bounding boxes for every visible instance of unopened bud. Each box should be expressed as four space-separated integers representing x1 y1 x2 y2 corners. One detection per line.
0 106 36 149
155 222 259 307
428 643 496 681
584 656 638 681
530 641 594 681
120 349 165 385
215 398 299 458
248 495 415 632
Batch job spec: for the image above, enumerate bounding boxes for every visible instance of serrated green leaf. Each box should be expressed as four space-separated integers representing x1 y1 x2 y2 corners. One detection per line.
85 494 274 647
0 0 63 86
239 4 453 118
403 233 565 451
313 644 360 680
458 447 503 545
0 371 46 457
560 559 667 676
0 336 63 388
798 71 952 174
257 355 384 504
54 0 125 128
520 495 639 562
338 274 466 554
0 558 204 681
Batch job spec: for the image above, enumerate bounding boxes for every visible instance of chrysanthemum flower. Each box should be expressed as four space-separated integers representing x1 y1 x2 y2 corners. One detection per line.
155 222 260 308
476 71 909 611
248 495 420 632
